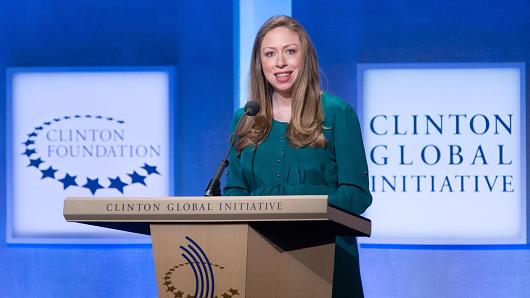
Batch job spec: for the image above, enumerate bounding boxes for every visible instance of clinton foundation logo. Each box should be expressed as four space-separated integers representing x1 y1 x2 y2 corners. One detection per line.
21 114 162 195
8 68 171 243
163 237 240 298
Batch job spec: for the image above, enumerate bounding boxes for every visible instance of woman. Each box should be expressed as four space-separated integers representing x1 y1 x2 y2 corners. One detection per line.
224 15 372 297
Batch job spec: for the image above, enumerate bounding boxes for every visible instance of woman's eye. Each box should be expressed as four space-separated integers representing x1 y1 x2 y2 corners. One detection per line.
287 48 296 55
264 51 275 57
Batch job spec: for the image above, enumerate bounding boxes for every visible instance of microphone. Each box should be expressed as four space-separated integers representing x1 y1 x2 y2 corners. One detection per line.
244 101 260 116
204 101 260 196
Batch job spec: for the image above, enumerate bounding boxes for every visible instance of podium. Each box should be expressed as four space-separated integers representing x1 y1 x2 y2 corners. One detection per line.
64 195 371 298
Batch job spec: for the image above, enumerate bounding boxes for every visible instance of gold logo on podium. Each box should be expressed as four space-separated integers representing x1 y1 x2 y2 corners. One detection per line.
162 236 240 298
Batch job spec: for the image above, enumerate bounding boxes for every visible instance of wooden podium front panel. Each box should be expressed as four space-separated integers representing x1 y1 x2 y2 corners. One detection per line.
150 224 248 298
245 224 335 298
64 195 370 297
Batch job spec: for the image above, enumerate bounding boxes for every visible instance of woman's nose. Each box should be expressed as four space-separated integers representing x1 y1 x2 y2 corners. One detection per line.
276 54 287 68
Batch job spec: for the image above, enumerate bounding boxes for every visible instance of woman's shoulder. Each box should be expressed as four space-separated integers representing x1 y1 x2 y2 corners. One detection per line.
234 107 245 118
231 107 246 123
321 91 357 117
229 107 246 130
321 92 362 133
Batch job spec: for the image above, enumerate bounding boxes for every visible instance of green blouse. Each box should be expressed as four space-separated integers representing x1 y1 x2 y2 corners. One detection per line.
224 92 372 297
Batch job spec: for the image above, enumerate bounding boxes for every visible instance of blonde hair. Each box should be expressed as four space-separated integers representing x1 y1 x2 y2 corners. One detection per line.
235 15 325 152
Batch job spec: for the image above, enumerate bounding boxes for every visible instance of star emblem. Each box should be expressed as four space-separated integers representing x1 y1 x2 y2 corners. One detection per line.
221 293 231 298
23 139 35 146
117 120 125 124
166 286 176 292
64 116 71 119
28 158 44 168
74 115 81 118
229 288 240 295
44 121 51 125
85 115 92 118
59 174 78 189
95 115 102 119
174 290 183 297
142 163 160 175
28 132 38 138
106 117 113 121
53 118 61 122
35 126 43 131
83 178 104 195
128 171 146 185
108 176 127 193
163 281 171 286
41 166 58 179
22 148 36 157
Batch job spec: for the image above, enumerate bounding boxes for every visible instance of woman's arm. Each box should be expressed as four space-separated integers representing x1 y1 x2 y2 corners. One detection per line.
327 104 372 215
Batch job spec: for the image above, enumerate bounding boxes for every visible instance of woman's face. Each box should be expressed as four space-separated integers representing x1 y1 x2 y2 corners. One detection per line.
260 27 302 98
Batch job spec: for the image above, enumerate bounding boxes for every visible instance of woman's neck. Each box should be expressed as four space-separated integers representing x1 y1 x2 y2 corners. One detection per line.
272 92 292 122
273 92 291 107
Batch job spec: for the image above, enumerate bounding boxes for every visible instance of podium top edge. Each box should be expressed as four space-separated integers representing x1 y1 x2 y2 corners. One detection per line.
65 195 328 201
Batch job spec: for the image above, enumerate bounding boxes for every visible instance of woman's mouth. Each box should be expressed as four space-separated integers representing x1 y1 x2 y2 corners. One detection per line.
275 71 292 83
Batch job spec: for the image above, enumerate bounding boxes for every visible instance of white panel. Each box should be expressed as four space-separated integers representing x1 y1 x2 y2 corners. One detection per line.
8 68 173 243
359 65 526 245
236 0 291 108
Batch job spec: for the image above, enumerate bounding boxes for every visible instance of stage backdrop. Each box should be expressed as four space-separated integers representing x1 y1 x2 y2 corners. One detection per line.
294 0 530 297
0 0 529 298
0 1 233 297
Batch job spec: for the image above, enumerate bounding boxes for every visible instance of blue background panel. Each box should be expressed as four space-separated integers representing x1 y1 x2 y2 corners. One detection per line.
1 1 233 297
293 0 530 297
0 0 529 297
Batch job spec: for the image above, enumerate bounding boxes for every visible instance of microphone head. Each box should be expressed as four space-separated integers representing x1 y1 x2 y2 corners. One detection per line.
244 101 260 116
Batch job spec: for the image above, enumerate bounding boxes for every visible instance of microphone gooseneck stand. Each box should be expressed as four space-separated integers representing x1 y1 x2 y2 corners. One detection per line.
204 102 260 196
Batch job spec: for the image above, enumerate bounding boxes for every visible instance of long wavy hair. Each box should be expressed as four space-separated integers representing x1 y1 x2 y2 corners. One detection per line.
235 15 325 153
